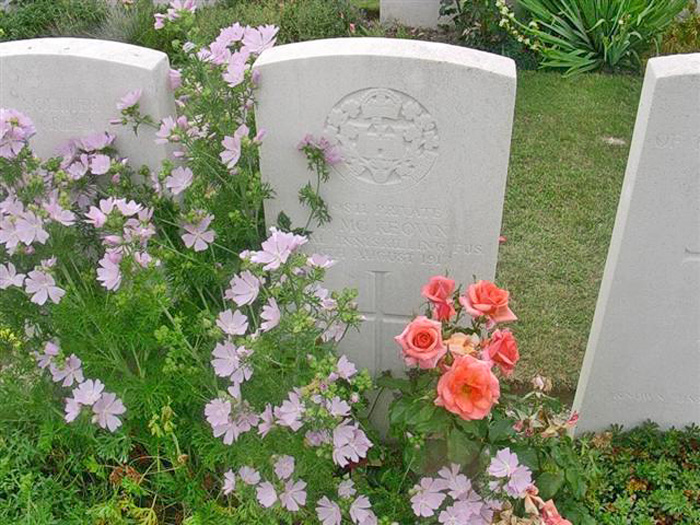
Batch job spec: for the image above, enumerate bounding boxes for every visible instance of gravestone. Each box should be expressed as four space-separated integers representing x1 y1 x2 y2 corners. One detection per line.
380 0 447 29
0 38 175 170
573 54 700 434
254 38 516 379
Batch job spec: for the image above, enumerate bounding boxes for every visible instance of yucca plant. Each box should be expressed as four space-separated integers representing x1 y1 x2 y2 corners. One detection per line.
504 0 688 75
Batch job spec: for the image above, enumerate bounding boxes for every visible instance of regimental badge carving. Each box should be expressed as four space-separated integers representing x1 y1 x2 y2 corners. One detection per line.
323 88 439 187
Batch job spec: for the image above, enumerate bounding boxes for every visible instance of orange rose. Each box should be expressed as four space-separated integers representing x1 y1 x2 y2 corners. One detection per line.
459 280 517 324
421 276 456 321
445 332 479 357
394 316 446 369
435 355 500 420
484 329 519 376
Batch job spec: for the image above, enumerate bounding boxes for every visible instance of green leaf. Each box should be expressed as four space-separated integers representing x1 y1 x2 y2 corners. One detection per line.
489 418 516 442
565 467 587 499
511 445 539 471
456 418 488 439
276 211 292 231
375 375 412 392
447 428 481 466
537 470 565 500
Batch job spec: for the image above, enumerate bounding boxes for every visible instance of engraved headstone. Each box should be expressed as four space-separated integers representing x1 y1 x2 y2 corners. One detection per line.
0 38 175 170
380 0 447 29
254 38 516 378
573 54 700 434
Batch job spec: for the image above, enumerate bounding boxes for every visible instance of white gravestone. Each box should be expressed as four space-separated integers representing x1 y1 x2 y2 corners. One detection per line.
573 54 700 434
380 0 447 29
0 38 175 170
254 38 516 378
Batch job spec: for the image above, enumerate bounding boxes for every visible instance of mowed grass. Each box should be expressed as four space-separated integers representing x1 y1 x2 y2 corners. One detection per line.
498 71 642 389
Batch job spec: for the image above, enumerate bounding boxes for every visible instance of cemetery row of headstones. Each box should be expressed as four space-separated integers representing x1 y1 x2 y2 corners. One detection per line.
0 35 697 433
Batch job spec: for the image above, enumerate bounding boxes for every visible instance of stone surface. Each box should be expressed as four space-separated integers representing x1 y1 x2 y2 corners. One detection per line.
0 38 175 170
254 38 516 378
573 54 700 434
380 0 447 28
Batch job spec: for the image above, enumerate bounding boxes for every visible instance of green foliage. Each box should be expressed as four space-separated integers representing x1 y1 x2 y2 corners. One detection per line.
132 0 362 53
0 0 107 41
500 0 688 75
579 423 700 524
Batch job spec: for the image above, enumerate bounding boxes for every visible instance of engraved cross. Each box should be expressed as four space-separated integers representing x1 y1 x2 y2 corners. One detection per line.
360 270 410 373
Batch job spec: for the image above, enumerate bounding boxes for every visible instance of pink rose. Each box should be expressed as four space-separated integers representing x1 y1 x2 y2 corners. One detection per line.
483 329 519 376
394 316 446 369
541 500 573 525
435 355 500 421
421 276 456 321
459 280 517 324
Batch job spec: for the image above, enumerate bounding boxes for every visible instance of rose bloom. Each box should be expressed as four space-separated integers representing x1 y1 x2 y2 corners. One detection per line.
445 332 479 357
483 329 519 376
395 316 446 369
435 355 500 420
421 276 456 321
541 500 573 525
459 280 517 324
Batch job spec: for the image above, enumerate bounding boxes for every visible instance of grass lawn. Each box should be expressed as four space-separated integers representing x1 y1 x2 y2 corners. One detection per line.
499 71 642 389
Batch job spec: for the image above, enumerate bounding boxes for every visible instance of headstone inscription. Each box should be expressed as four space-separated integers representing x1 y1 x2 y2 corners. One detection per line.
573 54 700 434
0 38 175 170
254 38 516 379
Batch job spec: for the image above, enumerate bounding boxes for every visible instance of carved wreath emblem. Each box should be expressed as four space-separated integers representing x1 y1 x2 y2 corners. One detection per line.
323 88 439 187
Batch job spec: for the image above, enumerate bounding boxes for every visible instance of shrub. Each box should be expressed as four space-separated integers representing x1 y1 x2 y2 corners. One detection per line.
497 0 688 75
0 0 108 41
579 423 700 523
660 2 700 55
439 0 539 69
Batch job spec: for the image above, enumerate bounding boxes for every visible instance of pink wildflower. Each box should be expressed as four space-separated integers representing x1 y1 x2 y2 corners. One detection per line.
97 251 122 291
25 269 65 305
335 355 357 381
258 404 275 437
332 420 372 468
225 270 260 306
256 481 277 508
0 262 25 289
220 124 249 169
239 466 260 486
338 480 356 499
15 211 49 246
279 479 307 512
92 392 126 432
65 398 81 423
349 495 377 525
222 470 236 495
50 354 84 387
260 298 280 332
205 399 231 428
250 228 307 271
274 455 295 480
73 379 105 406
316 496 342 525
35 341 59 369
411 477 449 518
216 309 248 336
181 214 215 252
116 89 142 111
90 154 111 175
242 24 279 54
274 391 305 431
165 166 193 195
0 108 35 159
